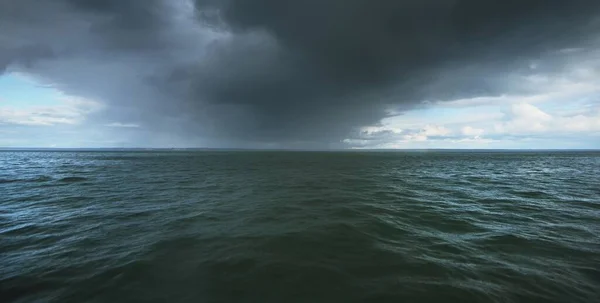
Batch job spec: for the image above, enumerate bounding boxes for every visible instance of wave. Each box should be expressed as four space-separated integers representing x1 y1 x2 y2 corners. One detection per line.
57 177 89 183
0 178 19 184
0 176 53 184
2 150 599 302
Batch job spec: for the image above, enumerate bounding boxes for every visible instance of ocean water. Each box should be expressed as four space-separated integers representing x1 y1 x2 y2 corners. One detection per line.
1 150 599 303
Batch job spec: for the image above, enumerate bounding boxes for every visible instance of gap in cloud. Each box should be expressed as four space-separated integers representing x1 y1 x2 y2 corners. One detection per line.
0 73 103 126
0 73 63 108
0 72 116 147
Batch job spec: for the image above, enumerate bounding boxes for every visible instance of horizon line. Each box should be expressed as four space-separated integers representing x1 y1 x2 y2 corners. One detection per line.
1 147 599 152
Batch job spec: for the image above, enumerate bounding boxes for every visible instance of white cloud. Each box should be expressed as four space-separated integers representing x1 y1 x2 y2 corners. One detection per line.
443 136 494 144
421 124 451 137
346 99 599 149
561 114 600 132
105 122 140 128
402 133 428 142
511 103 552 121
0 95 101 126
359 125 402 136
347 124 453 147
434 95 511 108
347 51 600 149
495 103 600 135
495 103 552 134
461 126 485 137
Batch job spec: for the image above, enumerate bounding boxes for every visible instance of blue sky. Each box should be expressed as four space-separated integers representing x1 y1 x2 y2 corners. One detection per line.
0 73 62 108
0 73 125 147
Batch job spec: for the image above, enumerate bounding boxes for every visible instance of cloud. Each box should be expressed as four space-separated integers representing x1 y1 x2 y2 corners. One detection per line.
495 103 600 135
1 0 599 147
422 125 452 137
434 68 600 109
105 122 140 128
346 98 600 149
514 103 552 119
344 43 600 149
461 126 485 137
0 95 101 126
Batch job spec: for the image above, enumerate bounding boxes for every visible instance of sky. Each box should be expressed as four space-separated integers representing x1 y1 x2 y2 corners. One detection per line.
1 0 599 149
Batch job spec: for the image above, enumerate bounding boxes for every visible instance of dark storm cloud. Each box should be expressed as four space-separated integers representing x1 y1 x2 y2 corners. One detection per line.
63 0 174 50
1 0 599 147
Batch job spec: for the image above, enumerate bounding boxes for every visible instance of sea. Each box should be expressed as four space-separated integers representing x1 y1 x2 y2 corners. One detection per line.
1 150 599 303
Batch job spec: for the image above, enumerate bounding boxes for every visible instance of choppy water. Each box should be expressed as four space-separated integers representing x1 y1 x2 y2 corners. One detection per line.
1 150 599 303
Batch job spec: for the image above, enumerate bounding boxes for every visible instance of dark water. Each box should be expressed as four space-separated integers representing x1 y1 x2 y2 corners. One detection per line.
1 151 600 303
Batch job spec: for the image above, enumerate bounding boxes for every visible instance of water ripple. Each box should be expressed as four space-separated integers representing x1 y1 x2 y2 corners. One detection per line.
1 151 599 302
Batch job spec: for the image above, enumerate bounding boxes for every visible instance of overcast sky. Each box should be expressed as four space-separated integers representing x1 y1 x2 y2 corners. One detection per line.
1 0 599 149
